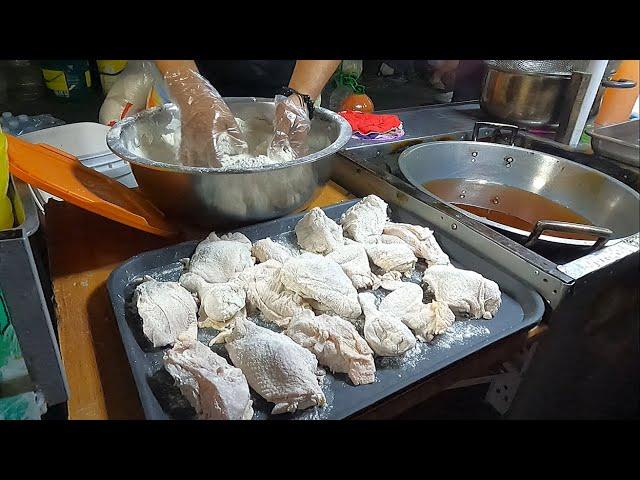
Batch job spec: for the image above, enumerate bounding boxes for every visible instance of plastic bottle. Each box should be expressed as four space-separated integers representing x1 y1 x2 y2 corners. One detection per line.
40 60 93 100
595 60 640 126
0 127 13 230
97 60 128 94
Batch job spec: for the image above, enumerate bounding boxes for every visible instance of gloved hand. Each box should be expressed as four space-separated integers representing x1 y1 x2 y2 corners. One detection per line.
164 69 248 167
268 94 311 162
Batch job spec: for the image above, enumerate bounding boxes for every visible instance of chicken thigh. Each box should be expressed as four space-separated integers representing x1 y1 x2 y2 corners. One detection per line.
294 207 344 254
383 222 450 266
422 264 502 319
362 241 417 275
358 293 416 357
280 252 362 319
133 276 197 348
326 241 377 290
179 272 246 330
164 334 253 420
252 237 294 264
340 195 389 243
286 310 376 385
379 283 454 342
187 232 254 284
212 317 326 415
237 259 311 328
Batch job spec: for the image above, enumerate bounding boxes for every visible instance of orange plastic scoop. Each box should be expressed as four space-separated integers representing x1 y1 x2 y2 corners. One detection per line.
7 134 178 237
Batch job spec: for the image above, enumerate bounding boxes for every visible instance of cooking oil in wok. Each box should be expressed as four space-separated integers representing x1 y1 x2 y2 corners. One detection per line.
423 179 596 241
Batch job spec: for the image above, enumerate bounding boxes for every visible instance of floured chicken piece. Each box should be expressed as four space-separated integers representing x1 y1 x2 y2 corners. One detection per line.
383 222 450 266
286 310 376 385
280 252 362 319
133 277 198 348
212 317 326 415
358 293 416 357
326 241 376 290
362 241 417 275
294 207 344 254
379 283 454 342
422 264 502 319
237 259 311 327
252 237 293 264
422 301 456 340
219 231 253 247
372 271 406 291
340 195 389 243
179 272 246 330
188 232 254 284
164 334 253 420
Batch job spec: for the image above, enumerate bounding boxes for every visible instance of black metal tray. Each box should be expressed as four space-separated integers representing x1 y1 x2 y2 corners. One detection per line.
107 199 545 420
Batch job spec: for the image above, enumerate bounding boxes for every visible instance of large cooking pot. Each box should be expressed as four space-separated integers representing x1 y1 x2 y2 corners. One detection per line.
107 98 352 228
398 123 640 248
480 60 636 128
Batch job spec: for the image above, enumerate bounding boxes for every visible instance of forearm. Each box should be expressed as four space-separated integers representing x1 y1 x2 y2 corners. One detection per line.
289 60 341 101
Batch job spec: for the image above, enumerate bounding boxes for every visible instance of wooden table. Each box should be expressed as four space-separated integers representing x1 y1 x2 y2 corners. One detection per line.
45 181 545 419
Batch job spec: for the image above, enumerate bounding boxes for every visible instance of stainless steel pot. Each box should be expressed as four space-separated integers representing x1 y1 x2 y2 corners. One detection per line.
398 123 640 248
480 60 636 128
106 98 352 228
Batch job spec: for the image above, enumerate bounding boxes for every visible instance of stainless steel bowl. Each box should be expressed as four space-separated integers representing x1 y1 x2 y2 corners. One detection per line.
106 98 352 228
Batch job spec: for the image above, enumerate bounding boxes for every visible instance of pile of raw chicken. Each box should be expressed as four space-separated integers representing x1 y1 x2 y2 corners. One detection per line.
133 195 502 420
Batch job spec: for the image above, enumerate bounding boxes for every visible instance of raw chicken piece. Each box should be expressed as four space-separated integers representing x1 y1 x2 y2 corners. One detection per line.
294 207 344 254
237 259 311 327
422 301 456 340
358 293 416 357
383 222 450 266
219 232 252 247
133 277 197 348
252 237 293 264
326 241 376 290
179 272 246 330
286 310 376 385
422 264 502 319
188 232 254 284
372 271 406 291
379 283 454 342
362 241 417 275
280 252 362 319
340 195 389 243
212 317 326 414
164 334 253 420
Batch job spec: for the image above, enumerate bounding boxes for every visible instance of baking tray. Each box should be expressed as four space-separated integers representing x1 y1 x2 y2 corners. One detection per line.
107 199 545 420
590 119 639 167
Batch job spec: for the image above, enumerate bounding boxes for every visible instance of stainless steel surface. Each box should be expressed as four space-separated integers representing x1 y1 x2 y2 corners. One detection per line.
590 119 640 167
484 60 590 77
555 71 592 144
481 60 636 130
332 151 573 309
107 98 352 228
480 67 569 128
523 220 612 249
397 140 640 247
0 177 69 406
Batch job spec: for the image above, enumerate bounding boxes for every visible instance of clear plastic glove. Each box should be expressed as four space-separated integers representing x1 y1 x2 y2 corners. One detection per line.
268 94 311 162
164 69 248 168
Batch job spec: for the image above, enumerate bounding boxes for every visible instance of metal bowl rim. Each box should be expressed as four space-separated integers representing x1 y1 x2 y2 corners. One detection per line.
106 100 352 175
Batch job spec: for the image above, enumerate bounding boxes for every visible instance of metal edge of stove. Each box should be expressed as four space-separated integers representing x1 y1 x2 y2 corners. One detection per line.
333 151 578 310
